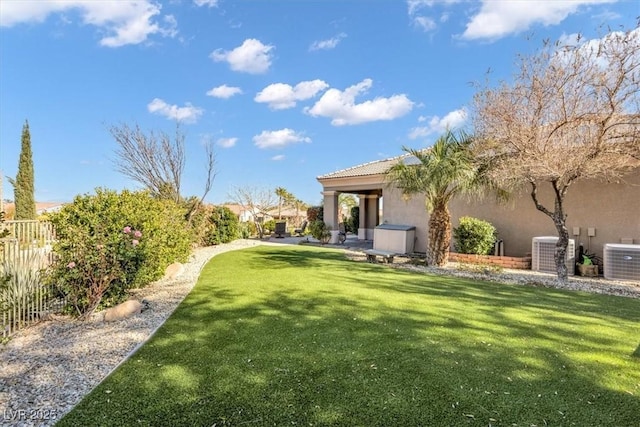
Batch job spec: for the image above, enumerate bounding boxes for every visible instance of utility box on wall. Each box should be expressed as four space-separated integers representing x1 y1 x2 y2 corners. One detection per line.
373 224 416 254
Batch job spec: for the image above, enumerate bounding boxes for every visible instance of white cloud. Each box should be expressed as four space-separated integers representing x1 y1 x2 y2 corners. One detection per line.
305 79 414 126
556 28 640 71
217 137 238 148
309 33 347 51
271 154 285 161
413 16 436 32
210 38 274 74
194 0 219 7
147 98 203 123
407 0 433 16
461 0 617 41
206 84 243 99
253 129 311 149
255 79 329 110
408 108 468 139
407 0 460 31
0 1 177 47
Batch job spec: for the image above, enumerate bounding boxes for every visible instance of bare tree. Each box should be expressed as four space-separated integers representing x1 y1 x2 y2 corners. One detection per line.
472 26 640 284
185 138 217 222
229 186 278 239
110 123 185 202
110 123 216 219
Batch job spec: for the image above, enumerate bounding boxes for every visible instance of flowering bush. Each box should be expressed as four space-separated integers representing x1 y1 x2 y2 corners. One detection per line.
48 189 193 317
50 224 143 318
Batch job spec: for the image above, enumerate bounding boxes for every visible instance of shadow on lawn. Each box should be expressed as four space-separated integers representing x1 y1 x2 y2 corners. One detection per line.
58 245 640 427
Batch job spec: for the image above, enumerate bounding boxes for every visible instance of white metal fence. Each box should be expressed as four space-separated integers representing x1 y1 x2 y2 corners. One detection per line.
1 220 59 338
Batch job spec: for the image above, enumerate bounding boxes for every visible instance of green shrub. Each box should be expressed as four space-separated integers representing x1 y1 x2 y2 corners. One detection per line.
347 206 359 233
309 220 331 243
453 216 497 255
186 202 213 246
238 222 252 239
263 219 276 233
0 211 10 239
48 189 193 317
203 206 239 245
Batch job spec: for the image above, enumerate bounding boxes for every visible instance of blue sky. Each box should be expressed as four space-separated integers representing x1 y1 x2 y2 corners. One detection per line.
0 0 637 206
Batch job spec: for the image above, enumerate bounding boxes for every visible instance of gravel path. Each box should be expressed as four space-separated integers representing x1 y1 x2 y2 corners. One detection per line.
0 239 267 427
1 241 638 426
344 251 640 298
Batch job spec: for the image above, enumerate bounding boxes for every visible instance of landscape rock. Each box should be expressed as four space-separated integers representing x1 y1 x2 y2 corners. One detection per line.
103 300 143 322
164 262 185 280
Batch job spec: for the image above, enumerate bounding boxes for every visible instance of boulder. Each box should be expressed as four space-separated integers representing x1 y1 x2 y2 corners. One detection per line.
103 300 143 322
164 262 185 280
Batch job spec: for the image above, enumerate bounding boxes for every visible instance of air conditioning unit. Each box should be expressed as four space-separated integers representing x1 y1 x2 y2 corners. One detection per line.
604 244 640 281
532 236 575 275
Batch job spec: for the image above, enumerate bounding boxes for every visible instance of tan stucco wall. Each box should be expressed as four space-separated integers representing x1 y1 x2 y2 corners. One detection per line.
382 186 429 253
380 170 640 257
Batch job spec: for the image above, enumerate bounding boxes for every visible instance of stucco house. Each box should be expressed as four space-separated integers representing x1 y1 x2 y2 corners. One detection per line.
317 156 640 259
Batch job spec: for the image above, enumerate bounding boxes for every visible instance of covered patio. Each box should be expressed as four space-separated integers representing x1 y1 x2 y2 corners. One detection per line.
317 157 401 243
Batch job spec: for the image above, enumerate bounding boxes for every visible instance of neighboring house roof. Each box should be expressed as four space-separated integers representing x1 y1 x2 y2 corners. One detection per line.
3 202 65 215
266 206 302 218
222 203 246 216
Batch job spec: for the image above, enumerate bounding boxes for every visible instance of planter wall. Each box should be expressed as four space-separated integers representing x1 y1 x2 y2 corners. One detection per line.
577 263 599 277
449 252 532 270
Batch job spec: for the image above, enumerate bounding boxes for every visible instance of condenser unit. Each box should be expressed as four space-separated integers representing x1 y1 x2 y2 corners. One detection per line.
531 236 575 275
604 244 640 281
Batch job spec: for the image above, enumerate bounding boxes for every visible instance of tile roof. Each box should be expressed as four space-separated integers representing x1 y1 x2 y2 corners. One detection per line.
316 152 425 180
317 154 408 179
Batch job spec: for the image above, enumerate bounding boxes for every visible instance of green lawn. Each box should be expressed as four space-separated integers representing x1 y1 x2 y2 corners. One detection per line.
58 245 640 426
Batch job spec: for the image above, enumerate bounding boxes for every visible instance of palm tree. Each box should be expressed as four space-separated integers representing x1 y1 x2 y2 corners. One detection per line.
385 130 484 266
275 187 292 219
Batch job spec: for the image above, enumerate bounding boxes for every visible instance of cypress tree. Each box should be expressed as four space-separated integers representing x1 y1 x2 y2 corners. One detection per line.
14 120 36 220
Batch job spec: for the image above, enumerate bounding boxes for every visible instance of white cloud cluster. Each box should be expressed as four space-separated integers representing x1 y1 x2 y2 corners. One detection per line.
206 84 243 99
0 1 177 47
253 129 311 149
255 80 329 110
462 0 617 40
408 108 468 139
305 79 413 126
193 0 219 7
309 33 347 51
406 0 618 41
407 0 460 32
217 137 238 148
210 38 274 74
147 98 203 123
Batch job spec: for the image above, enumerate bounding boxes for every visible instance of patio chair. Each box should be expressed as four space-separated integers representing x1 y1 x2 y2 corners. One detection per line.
274 221 287 238
294 220 308 236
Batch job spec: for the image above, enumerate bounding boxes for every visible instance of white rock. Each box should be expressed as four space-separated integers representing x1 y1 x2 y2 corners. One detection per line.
164 262 185 280
103 300 143 322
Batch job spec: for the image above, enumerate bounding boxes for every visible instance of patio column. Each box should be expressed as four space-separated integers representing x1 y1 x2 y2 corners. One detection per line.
358 195 367 240
322 191 339 231
358 194 379 240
